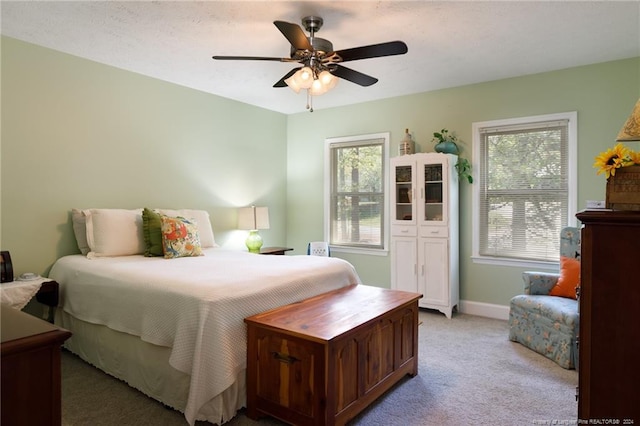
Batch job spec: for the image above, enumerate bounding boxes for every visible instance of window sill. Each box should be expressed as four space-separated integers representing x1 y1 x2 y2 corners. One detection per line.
471 255 558 271
330 246 389 257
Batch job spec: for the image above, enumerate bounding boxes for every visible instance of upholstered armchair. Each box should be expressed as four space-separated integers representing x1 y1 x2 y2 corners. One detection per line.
508 227 581 369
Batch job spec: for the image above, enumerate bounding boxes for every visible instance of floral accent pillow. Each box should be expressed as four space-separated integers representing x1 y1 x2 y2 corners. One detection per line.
160 215 203 259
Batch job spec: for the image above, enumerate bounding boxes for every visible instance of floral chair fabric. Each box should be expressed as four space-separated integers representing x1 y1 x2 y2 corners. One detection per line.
508 227 581 369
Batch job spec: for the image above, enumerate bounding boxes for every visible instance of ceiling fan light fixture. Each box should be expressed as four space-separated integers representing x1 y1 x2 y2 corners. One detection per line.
294 66 314 89
318 70 338 90
309 78 327 96
284 74 302 93
308 71 337 96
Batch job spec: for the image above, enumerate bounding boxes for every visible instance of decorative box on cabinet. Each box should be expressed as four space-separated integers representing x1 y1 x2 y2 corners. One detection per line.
244 285 422 426
390 152 459 318
575 210 640 424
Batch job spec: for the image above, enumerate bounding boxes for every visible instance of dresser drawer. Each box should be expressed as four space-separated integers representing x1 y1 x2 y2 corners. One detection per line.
420 226 449 238
392 225 418 237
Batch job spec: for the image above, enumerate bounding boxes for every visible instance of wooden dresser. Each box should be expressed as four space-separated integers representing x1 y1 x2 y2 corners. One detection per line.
1 307 72 426
244 284 422 426
575 210 640 424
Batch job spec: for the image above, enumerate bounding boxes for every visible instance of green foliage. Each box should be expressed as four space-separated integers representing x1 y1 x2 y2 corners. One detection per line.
432 128 472 183
486 129 562 190
336 145 382 192
432 128 458 144
456 157 474 184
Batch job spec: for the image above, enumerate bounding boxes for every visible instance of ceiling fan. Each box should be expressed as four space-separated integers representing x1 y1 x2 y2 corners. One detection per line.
212 16 408 110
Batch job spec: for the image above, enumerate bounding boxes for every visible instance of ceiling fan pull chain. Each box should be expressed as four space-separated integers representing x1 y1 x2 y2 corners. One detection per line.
307 89 314 112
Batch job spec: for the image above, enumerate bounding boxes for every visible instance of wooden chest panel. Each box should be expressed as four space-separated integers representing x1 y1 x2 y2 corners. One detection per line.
254 329 323 419
245 284 422 426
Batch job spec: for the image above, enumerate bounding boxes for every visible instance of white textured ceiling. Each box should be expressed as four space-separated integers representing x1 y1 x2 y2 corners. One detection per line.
2 1 639 114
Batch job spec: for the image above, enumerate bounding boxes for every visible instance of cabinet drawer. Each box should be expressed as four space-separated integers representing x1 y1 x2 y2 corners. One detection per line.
392 225 418 237
420 226 449 238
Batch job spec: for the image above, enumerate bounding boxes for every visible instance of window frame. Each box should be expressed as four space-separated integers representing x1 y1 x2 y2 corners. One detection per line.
324 132 390 256
471 112 578 269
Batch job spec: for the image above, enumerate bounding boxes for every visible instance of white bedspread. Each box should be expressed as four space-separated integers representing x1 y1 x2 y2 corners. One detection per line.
49 248 361 425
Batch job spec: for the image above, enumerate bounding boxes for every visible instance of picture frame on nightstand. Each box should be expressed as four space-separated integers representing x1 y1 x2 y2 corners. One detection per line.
1 251 13 283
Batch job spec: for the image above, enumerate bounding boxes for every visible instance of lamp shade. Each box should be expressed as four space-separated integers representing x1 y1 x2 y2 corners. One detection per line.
284 74 302 93
285 68 338 98
309 78 327 96
238 206 270 230
318 70 338 90
290 67 314 90
616 98 640 141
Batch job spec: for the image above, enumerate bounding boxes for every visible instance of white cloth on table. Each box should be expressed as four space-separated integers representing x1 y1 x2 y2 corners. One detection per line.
0 277 46 310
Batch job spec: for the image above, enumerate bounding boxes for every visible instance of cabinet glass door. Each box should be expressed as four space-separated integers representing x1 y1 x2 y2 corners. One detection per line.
423 164 444 222
394 164 413 221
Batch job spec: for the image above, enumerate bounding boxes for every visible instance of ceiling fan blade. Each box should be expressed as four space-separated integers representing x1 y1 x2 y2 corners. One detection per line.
332 65 378 87
273 68 301 87
212 55 296 62
274 21 312 51
333 41 408 62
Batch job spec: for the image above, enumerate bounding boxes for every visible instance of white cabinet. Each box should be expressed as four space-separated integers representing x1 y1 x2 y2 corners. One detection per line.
390 153 459 318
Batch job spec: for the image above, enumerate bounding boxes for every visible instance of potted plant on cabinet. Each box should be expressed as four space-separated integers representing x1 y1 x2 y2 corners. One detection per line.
432 129 459 155
432 128 473 183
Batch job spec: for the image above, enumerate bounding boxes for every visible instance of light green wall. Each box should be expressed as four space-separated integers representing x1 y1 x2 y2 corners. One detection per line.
286 57 640 305
1 37 287 276
2 36 639 308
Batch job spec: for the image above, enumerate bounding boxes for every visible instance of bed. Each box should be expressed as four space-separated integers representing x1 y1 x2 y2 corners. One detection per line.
50 208 361 425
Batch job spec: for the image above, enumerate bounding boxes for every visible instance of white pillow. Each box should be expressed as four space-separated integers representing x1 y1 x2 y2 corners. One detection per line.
71 208 90 255
156 209 217 248
83 208 144 259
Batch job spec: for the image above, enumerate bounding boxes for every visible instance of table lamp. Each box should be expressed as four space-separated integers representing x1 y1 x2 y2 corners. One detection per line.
238 206 270 253
616 97 640 141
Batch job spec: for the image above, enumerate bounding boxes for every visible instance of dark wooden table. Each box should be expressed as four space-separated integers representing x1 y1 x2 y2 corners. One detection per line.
1 307 71 426
259 247 293 255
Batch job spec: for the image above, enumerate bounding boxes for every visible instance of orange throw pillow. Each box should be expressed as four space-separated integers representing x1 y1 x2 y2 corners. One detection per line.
549 256 580 299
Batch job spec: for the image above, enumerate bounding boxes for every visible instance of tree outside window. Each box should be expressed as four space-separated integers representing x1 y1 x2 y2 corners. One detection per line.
472 113 577 266
325 133 389 252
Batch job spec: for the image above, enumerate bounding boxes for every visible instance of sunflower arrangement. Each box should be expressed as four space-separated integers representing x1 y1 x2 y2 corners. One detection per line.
593 143 640 179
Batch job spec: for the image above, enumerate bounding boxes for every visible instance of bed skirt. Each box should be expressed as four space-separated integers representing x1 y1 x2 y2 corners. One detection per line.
56 309 245 425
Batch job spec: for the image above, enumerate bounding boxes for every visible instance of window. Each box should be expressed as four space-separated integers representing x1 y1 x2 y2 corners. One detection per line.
325 133 389 254
472 112 577 267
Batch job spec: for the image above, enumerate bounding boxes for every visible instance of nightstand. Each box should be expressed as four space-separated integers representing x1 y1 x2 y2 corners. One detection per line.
1 279 59 323
259 247 293 255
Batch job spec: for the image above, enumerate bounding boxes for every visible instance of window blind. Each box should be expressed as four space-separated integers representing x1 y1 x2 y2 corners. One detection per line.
478 119 569 262
329 138 385 249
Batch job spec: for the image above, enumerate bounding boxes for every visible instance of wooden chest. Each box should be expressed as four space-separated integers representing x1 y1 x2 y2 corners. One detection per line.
244 284 422 426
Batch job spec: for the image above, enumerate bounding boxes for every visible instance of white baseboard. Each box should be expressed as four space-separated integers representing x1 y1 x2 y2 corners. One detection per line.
458 300 510 321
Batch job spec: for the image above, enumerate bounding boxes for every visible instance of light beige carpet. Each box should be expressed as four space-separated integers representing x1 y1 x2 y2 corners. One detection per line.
61 310 578 425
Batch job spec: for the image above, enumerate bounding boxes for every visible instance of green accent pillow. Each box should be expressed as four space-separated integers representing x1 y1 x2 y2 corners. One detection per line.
142 208 164 257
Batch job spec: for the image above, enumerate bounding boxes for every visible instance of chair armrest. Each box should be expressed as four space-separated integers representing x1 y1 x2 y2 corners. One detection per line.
522 271 560 295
